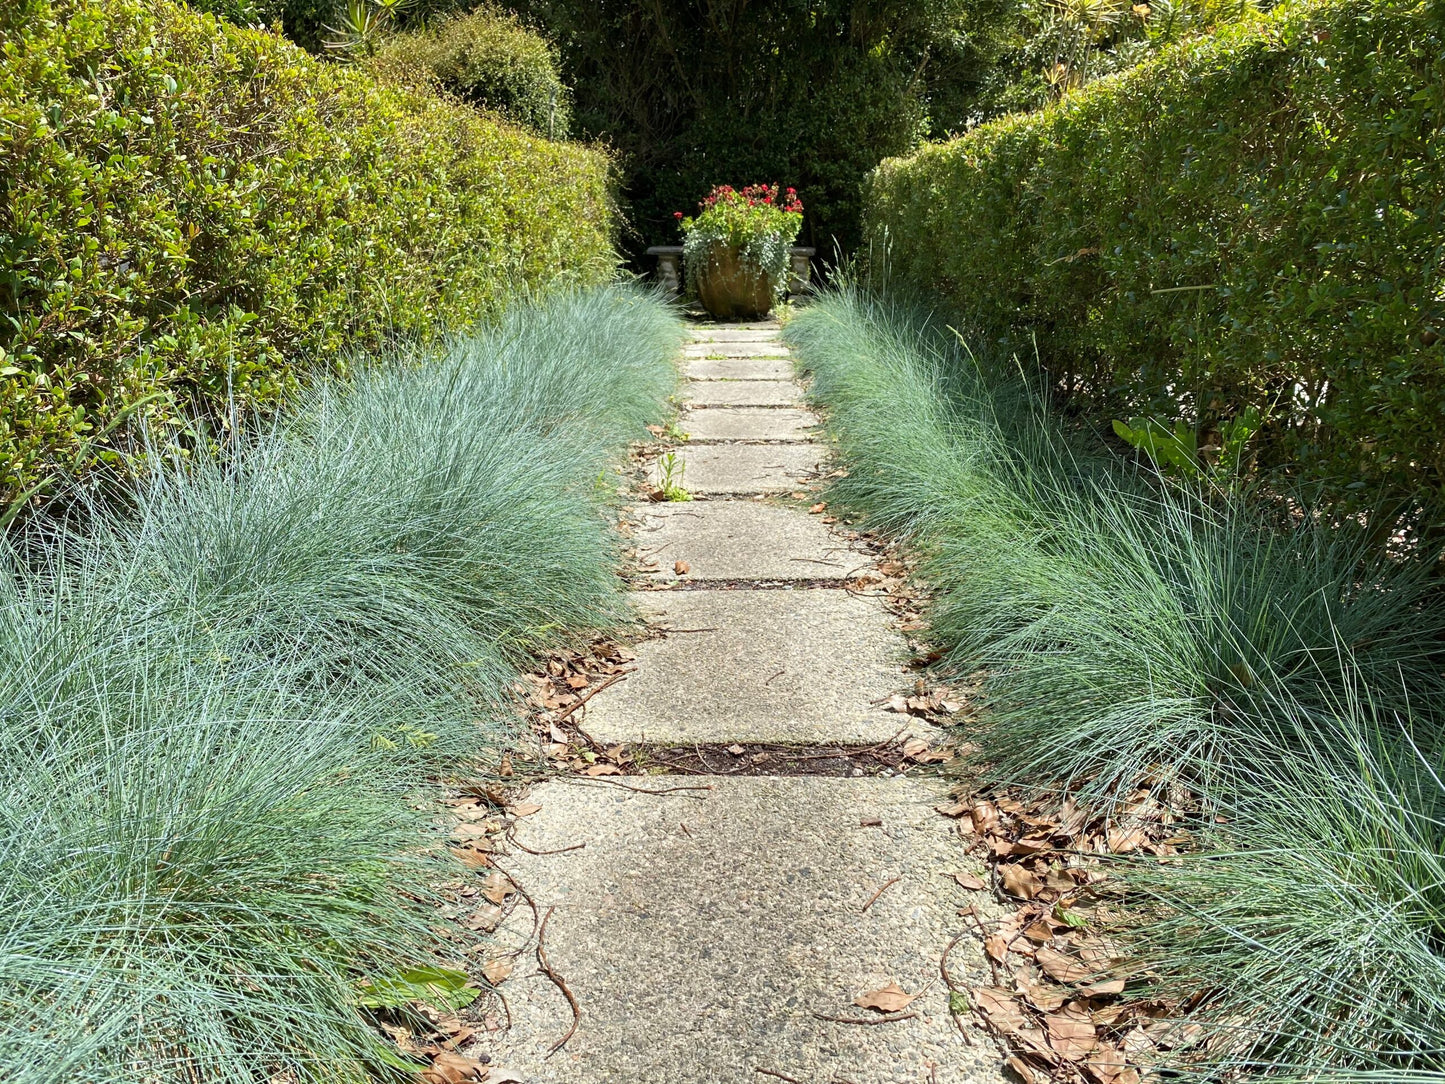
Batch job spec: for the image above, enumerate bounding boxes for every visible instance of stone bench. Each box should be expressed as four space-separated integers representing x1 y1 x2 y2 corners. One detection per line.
645 245 816 297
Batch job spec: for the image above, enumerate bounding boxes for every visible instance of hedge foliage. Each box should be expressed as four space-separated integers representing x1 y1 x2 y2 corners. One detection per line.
865 0 1445 515
0 0 615 510
373 6 571 137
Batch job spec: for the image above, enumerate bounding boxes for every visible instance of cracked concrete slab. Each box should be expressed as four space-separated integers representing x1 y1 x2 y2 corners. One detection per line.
683 341 791 358
666 443 822 493
584 589 912 744
682 406 819 442
686 356 794 381
686 380 799 408
486 775 1005 1084
629 502 861 581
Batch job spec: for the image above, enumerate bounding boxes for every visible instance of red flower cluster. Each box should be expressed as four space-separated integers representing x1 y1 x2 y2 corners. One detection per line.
698 183 804 214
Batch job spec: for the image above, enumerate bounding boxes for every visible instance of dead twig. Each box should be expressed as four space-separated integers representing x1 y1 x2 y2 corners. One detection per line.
508 837 586 857
754 1069 802 1083
538 907 580 1058
810 1010 918 1026
940 933 974 1046
967 907 1001 985
552 674 626 725
487 861 539 962
861 876 901 913
588 777 714 797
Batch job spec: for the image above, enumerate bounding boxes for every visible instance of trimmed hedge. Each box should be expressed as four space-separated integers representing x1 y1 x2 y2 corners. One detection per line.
865 0 1445 515
0 0 616 509
372 7 572 137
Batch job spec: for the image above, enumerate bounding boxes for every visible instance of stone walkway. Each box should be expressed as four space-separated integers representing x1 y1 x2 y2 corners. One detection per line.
489 322 1004 1083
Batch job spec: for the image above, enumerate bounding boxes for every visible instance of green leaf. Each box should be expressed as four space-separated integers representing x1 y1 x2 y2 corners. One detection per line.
357 965 479 1010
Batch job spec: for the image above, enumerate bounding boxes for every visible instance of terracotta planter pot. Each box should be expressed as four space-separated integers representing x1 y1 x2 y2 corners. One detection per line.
693 244 778 320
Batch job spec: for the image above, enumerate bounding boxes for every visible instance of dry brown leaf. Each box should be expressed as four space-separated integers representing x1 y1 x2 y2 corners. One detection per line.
674 560 691 575
727 744 746 755
859 817 883 828
974 987 1029 1034
565 674 589 690
1022 981 1068 1013
1106 827 1147 854
1036 946 1094 984
480 872 516 904
1000 864 1040 900
450 847 492 869
952 871 985 891
1045 869 1078 894
1023 919 1054 943
509 802 542 818
1004 1056 1040 1084
481 957 513 985
936 801 970 818
1047 1004 1098 1060
423 1051 487 1084
583 763 621 776
853 981 918 1013
984 934 1010 963
809 502 827 514
970 801 1000 835
1079 978 1126 997
464 904 504 931
901 737 930 759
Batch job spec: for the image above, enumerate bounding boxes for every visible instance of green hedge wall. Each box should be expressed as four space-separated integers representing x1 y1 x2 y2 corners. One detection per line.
865 0 1445 514
0 0 616 509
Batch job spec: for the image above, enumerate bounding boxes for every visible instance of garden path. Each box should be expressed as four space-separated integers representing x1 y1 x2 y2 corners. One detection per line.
487 323 1005 1083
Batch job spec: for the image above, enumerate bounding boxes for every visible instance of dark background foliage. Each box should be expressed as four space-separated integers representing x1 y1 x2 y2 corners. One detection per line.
492 0 1020 262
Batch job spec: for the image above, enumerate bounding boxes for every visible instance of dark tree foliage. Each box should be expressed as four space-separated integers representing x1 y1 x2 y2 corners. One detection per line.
500 0 1018 259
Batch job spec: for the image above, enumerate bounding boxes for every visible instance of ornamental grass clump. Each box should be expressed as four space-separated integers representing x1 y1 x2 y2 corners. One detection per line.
0 285 683 1083
786 286 1445 796
784 284 1445 1075
1120 683 1445 1078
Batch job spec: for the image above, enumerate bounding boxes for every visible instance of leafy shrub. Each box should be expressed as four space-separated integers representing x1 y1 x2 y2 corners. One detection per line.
372 6 571 136
865 0 1445 518
0 0 616 514
0 285 683 1083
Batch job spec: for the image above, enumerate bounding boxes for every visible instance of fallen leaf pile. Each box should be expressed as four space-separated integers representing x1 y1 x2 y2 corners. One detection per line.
941 785 1200 1083
512 640 638 776
883 675 981 731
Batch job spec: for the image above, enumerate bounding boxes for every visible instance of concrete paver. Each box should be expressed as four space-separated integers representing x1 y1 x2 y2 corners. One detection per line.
685 379 799 408
584 589 913 744
487 776 1003 1084
686 356 794 381
630 501 861 581
682 406 819 442
666 443 822 494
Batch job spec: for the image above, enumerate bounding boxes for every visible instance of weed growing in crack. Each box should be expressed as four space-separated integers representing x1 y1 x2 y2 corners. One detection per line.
656 451 692 501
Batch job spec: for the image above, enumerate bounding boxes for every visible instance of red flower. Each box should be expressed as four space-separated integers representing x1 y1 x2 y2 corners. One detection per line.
674 211 683 219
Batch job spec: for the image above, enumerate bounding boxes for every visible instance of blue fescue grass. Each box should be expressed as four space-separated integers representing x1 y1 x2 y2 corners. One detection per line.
0 285 684 1083
785 284 1445 1076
